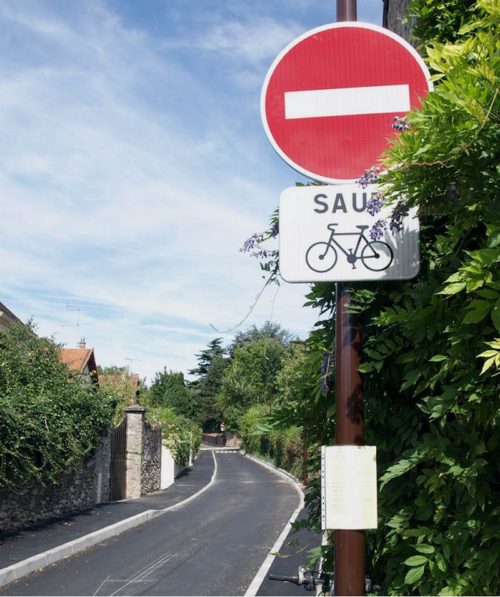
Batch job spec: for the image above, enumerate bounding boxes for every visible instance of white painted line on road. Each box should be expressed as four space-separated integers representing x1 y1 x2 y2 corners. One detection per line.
104 552 175 596
285 84 410 119
243 454 305 597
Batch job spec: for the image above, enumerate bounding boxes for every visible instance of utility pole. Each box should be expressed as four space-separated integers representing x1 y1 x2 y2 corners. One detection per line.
334 3 365 596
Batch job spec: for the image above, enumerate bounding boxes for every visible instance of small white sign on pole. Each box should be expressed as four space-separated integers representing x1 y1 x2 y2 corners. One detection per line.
321 445 378 530
279 184 419 283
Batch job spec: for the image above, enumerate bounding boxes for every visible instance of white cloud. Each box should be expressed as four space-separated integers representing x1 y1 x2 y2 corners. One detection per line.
0 0 380 383
190 17 303 65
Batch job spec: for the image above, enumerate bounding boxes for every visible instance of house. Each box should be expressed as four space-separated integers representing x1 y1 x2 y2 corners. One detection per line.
59 338 99 386
0 301 23 333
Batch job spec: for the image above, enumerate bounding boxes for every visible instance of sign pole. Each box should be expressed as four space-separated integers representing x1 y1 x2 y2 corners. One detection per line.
335 283 365 595
334 2 365 596
261 5 431 593
336 0 356 20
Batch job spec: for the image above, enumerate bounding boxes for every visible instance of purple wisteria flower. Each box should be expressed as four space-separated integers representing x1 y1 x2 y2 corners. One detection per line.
357 166 381 188
366 192 384 216
392 115 410 131
388 204 409 234
240 232 264 253
369 219 386 241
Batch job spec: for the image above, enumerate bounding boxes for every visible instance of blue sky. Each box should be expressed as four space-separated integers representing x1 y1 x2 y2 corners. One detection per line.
0 0 382 382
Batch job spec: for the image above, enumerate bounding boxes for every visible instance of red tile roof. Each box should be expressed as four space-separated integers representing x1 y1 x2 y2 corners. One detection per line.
59 348 97 376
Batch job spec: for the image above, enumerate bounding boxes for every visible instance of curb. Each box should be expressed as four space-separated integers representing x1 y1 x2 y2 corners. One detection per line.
0 510 156 589
242 452 305 597
0 452 217 590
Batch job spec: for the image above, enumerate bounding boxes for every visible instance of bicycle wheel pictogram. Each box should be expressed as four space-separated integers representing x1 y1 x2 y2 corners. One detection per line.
305 242 338 273
360 241 394 271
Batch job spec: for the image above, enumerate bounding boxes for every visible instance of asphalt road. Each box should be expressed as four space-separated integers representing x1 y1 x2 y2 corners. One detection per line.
1 451 300 596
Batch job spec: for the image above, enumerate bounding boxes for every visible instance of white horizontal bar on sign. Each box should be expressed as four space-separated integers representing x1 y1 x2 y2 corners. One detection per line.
284 84 410 119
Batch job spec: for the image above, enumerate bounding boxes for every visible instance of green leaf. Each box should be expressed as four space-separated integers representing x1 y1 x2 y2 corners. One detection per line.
462 300 491 324
492 299 500 332
480 356 496 374
435 552 447 572
476 288 499 299
404 565 426 584
415 544 435 554
438 282 466 295
404 555 429 567
429 355 448 362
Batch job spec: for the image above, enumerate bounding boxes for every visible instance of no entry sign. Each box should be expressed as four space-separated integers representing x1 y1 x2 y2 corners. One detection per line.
261 22 432 183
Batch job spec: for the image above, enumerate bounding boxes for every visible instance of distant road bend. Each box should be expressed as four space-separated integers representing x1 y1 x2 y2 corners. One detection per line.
4 450 301 596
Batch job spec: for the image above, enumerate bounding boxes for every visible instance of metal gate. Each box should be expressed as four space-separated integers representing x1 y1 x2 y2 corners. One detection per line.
110 417 127 501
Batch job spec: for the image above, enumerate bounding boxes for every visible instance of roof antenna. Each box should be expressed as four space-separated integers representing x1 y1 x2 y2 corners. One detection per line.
66 304 81 346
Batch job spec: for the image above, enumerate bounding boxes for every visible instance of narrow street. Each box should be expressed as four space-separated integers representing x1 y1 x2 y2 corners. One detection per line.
1 450 301 596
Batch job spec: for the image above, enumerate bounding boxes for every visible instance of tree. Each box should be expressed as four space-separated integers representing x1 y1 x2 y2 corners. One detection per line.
188 338 225 380
230 321 293 354
187 338 229 430
147 369 194 419
217 337 290 427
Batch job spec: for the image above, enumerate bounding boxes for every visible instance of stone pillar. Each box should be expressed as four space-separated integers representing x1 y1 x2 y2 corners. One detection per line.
125 406 146 499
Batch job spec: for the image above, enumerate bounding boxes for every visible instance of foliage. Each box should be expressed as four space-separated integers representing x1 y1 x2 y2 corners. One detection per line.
189 338 226 379
240 210 279 278
98 368 142 424
148 368 195 419
0 322 113 489
241 1 499 594
96 365 129 375
360 3 500 593
230 321 293 354
409 0 482 44
188 339 229 429
146 406 201 466
216 336 290 428
238 404 304 479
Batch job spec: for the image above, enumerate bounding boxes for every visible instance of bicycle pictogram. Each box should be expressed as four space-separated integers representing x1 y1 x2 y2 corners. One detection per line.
305 223 394 273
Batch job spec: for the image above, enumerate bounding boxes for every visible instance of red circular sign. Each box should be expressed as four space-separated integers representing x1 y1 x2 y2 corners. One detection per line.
261 22 432 183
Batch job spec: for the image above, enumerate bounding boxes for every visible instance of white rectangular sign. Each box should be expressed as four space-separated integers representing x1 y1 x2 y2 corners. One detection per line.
279 184 419 282
321 445 378 530
285 84 410 119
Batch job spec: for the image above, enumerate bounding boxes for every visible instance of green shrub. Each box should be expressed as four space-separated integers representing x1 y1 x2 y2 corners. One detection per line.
0 323 113 489
147 406 201 466
238 404 304 478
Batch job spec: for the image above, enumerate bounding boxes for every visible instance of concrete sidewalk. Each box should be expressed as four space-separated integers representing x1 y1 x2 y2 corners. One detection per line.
0 449 215 585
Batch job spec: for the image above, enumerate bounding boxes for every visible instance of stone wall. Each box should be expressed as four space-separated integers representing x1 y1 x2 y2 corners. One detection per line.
141 420 161 495
0 434 111 536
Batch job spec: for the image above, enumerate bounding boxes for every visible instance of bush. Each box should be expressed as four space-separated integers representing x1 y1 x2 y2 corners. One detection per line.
0 323 113 489
146 406 201 466
238 404 304 478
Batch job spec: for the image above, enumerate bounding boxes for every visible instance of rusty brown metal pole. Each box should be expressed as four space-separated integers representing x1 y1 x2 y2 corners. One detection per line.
334 1 364 595
336 0 357 21
335 284 365 596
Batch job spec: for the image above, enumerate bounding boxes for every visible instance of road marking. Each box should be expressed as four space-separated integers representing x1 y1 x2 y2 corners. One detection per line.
284 84 410 119
243 455 305 597
104 552 175 596
0 452 218 590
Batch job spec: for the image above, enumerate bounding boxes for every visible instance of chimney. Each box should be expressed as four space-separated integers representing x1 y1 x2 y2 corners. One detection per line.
78 337 86 349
